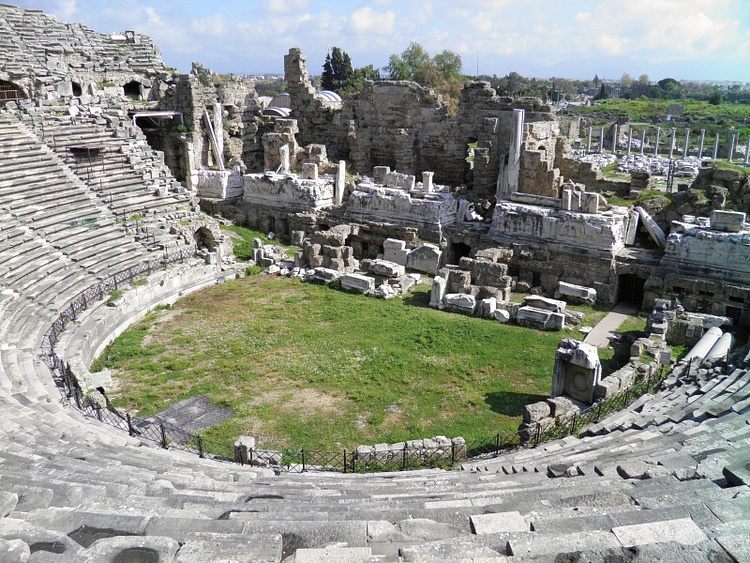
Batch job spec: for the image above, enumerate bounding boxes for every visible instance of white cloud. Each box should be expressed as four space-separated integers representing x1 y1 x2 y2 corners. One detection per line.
190 13 229 38
349 7 396 35
575 11 591 23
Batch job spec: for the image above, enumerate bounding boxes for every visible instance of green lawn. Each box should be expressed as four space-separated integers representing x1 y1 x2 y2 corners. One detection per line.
93 276 608 451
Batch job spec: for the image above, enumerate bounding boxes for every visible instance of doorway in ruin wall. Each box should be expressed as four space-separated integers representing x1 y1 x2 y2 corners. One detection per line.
194 226 217 251
447 242 471 265
617 274 645 308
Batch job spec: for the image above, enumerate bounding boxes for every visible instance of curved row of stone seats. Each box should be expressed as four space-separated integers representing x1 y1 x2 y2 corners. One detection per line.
0 115 158 299
5 255 749 562
0 4 163 78
27 109 190 220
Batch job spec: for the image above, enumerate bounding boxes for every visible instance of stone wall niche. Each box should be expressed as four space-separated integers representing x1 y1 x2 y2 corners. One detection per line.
551 338 601 405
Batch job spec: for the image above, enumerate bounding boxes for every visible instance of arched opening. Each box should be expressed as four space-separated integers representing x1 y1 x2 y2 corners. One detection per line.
194 226 217 251
448 241 471 264
617 274 645 307
71 82 82 97
0 80 25 104
123 81 141 100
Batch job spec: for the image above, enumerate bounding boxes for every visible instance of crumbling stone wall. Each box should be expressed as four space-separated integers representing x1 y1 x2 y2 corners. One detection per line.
155 64 265 185
282 48 558 199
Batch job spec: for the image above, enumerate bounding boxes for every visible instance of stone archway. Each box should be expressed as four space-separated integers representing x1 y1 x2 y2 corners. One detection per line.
194 226 217 251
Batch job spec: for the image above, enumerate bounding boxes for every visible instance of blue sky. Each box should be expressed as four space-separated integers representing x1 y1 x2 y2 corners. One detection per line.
15 0 750 81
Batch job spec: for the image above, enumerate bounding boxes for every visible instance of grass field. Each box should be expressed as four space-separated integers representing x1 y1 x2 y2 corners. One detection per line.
93 275 612 451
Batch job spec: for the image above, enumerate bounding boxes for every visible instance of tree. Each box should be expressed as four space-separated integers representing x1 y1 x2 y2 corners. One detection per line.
638 74 650 84
383 41 431 81
593 74 600 87
432 50 462 81
657 78 680 98
321 47 353 92
620 73 633 88
594 83 609 100
708 90 723 106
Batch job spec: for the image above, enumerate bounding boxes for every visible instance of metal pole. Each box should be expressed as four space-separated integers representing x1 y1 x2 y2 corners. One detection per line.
160 424 168 449
343 449 347 473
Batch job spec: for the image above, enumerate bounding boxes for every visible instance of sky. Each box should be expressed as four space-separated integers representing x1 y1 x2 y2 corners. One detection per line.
14 0 750 82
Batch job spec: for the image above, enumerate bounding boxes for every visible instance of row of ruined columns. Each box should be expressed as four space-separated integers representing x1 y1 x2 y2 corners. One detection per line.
585 125 750 164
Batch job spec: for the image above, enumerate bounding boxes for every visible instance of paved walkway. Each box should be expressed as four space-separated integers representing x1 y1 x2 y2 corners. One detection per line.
584 302 639 348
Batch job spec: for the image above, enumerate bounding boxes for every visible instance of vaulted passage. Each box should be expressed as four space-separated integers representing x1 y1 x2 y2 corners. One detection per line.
618 274 645 306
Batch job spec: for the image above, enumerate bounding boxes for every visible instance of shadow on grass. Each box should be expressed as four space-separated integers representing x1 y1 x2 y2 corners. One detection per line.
401 290 431 308
484 391 548 417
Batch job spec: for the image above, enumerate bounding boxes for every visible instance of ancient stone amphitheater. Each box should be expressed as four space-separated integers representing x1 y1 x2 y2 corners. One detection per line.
1 4 749 562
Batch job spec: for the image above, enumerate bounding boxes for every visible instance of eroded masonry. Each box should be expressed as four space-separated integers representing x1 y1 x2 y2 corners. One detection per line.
137 47 748 327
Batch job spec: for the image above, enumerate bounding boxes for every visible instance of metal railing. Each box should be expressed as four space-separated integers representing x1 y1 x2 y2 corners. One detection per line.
43 251 672 473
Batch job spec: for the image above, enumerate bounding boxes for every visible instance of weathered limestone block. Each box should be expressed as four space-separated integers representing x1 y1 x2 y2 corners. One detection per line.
523 401 551 422
406 243 442 275
445 268 472 294
429 276 447 308
489 202 628 253
384 170 416 190
516 306 565 330
368 259 405 278
556 281 597 305
195 169 244 199
344 184 457 230
664 219 750 275
301 162 318 180
243 172 333 211
636 206 666 248
383 238 410 266
444 293 476 315
373 166 390 184
546 396 577 418
523 295 566 313
495 309 511 323
710 210 745 232
478 298 497 319
552 338 602 404
475 247 513 264
312 267 342 282
461 258 509 287
312 224 351 247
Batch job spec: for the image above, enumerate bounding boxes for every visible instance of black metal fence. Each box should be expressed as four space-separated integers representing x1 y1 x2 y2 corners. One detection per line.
43 251 672 473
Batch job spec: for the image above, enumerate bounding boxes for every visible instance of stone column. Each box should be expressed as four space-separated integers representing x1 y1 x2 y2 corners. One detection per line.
587 126 593 153
599 127 605 153
640 130 645 156
278 144 290 173
713 134 719 160
612 124 619 154
213 102 224 163
508 108 524 193
682 129 690 159
627 129 633 156
698 129 705 158
745 135 750 165
654 127 661 157
335 160 345 205
422 171 434 193
728 132 736 162
668 128 677 159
